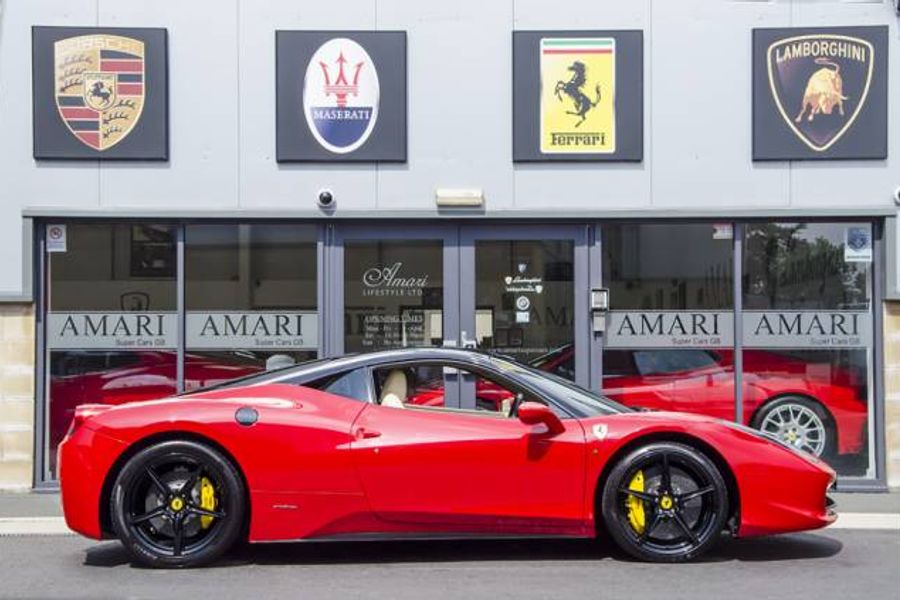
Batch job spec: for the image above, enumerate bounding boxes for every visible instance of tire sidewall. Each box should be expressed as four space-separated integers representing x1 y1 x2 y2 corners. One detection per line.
601 442 729 563
110 439 245 568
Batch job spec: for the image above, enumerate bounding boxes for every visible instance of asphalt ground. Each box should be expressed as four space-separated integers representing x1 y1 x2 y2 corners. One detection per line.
0 529 897 599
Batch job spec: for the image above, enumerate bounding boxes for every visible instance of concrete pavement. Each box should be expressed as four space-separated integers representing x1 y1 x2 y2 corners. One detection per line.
0 530 897 599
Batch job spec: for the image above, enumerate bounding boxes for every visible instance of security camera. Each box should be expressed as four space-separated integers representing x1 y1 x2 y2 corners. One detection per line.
317 189 335 209
894 186 900 207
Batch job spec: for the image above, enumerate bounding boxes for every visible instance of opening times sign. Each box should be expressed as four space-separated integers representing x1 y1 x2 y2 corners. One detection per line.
47 312 318 350
605 310 871 349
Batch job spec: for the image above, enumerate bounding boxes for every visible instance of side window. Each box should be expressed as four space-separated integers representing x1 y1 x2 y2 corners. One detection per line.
372 363 526 417
308 368 371 403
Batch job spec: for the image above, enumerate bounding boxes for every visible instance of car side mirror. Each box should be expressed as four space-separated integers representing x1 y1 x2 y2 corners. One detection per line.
517 401 565 435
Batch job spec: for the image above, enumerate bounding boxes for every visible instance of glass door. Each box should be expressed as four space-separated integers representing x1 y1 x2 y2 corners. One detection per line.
459 225 591 406
332 225 459 355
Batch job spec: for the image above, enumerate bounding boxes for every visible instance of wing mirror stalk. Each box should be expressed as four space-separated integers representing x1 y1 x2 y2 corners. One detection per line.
517 401 565 435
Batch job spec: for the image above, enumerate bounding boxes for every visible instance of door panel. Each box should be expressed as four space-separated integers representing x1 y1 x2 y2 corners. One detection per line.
351 403 587 533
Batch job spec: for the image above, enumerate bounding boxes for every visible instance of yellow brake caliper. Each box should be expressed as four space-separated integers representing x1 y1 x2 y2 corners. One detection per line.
626 470 646 534
199 477 217 529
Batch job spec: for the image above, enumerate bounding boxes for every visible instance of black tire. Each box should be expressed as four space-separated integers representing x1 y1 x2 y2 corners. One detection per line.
110 440 245 568
601 442 729 563
752 396 835 459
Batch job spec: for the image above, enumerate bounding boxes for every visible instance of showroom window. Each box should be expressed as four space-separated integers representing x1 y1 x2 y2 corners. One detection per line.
601 223 736 417
742 222 874 477
184 224 319 390
44 223 177 478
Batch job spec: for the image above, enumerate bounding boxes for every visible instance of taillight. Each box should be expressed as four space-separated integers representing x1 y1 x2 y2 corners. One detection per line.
66 404 112 438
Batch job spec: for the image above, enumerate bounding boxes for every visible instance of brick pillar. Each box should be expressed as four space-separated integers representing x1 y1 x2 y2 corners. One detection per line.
885 301 900 489
0 304 35 490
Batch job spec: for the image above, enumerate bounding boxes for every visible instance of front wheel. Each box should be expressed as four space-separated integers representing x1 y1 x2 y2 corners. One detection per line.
110 440 246 568
601 442 729 562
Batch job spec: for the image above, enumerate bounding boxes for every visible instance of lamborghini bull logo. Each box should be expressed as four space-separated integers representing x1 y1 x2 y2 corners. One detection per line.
540 37 616 154
794 58 847 123
767 34 873 152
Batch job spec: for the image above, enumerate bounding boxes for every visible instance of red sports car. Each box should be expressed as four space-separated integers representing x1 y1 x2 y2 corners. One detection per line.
59 348 836 568
530 345 867 460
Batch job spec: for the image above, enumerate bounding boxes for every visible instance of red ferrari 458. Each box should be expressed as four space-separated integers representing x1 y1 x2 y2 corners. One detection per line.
59 349 836 568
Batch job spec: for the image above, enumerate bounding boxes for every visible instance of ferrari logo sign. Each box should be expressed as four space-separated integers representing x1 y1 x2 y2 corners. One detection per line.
767 34 873 152
540 38 615 154
54 34 146 151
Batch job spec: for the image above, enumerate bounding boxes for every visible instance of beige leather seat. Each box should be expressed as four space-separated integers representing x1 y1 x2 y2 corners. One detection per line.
379 369 408 409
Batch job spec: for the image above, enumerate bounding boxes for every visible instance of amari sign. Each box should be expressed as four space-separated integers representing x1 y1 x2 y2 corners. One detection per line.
752 26 888 160
186 312 318 350
606 312 734 348
605 310 871 349
47 312 176 349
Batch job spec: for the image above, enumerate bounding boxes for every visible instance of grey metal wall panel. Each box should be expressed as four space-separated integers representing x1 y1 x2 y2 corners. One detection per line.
237 1 377 210
375 0 515 210
0 1 100 294
96 0 238 208
0 0 898 297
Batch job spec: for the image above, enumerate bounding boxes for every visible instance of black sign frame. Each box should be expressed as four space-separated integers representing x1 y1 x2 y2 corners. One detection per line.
512 30 643 162
276 30 407 163
752 25 888 161
32 26 169 160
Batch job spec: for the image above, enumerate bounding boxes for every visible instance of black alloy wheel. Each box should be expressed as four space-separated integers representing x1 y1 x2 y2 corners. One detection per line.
601 442 729 562
110 440 245 568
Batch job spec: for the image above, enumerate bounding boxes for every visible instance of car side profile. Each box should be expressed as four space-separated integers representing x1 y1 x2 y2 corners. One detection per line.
59 349 836 568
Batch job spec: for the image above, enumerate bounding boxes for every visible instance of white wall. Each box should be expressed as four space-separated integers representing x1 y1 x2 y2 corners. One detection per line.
1 0 898 293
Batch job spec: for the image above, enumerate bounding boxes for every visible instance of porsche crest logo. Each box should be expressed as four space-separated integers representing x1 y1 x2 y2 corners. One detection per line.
54 34 145 151
767 34 874 152
540 38 615 154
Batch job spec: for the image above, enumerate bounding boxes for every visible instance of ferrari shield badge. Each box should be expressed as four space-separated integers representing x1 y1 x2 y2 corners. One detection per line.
54 34 145 151
302 38 380 154
767 34 874 152
540 38 615 154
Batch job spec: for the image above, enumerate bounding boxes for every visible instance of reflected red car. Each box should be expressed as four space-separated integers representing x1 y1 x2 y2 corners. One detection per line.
49 351 261 466
60 349 836 568
531 345 867 460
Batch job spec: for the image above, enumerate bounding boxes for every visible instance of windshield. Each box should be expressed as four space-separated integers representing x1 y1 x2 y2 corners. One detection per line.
488 356 633 418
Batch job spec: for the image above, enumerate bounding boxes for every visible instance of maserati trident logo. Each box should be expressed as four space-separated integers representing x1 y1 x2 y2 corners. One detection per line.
303 38 379 154
767 34 874 152
54 34 146 150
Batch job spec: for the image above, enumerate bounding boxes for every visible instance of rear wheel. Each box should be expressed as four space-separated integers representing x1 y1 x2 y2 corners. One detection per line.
110 440 245 568
601 442 728 562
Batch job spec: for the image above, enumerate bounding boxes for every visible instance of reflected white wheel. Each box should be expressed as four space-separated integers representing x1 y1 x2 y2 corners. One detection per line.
757 398 830 457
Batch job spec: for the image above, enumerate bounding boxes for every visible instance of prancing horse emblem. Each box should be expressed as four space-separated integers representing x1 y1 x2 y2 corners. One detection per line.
554 61 601 127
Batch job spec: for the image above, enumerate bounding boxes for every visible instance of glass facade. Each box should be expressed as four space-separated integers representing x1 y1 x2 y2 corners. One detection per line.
46 223 177 477
37 219 883 484
185 224 318 388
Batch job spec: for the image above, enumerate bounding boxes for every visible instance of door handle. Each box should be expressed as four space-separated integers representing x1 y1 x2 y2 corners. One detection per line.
355 427 381 439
